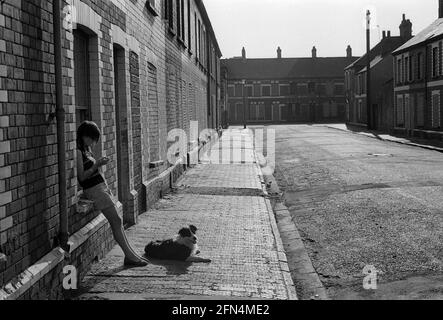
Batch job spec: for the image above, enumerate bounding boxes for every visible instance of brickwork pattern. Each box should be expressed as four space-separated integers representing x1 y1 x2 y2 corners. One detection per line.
0 0 220 295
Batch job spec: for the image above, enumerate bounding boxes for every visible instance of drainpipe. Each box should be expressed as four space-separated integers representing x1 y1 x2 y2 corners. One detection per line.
53 0 70 253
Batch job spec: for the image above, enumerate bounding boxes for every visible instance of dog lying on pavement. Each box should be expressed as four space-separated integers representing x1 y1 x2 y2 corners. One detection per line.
144 225 211 263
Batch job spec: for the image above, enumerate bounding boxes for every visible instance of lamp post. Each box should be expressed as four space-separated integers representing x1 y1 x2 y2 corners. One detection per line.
366 10 372 130
242 79 247 129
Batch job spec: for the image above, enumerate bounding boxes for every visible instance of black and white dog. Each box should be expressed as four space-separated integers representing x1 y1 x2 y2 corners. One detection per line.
144 225 211 263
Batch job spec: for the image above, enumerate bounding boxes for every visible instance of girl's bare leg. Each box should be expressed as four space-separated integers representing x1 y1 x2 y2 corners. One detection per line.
101 206 145 262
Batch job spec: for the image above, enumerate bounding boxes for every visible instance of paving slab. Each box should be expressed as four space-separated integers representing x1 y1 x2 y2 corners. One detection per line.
75 129 297 300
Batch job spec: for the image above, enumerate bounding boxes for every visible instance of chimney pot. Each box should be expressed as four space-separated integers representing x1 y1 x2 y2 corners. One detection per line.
387 30 391 37
277 46 282 59
312 46 317 58
382 31 386 39
242 47 246 59
346 45 352 58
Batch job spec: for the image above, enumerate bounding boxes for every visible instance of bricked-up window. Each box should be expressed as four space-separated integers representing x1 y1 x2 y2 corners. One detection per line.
245 85 253 97
181 0 185 42
432 91 441 128
290 82 297 95
235 84 243 97
197 19 201 62
317 84 326 95
308 82 316 94
404 56 409 82
433 47 439 78
408 56 413 82
254 84 261 97
176 0 181 39
187 0 192 53
397 58 402 84
195 12 198 58
147 63 160 160
334 84 344 95
271 83 279 96
298 84 308 96
227 85 234 97
417 52 423 80
74 29 91 128
175 0 186 43
279 85 290 96
396 95 404 126
261 85 271 97
202 29 207 68
166 0 175 34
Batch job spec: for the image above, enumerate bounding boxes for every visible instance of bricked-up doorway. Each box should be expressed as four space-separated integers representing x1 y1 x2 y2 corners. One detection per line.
113 45 132 225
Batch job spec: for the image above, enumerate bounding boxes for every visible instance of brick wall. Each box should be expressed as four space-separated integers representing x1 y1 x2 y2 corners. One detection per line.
0 0 221 298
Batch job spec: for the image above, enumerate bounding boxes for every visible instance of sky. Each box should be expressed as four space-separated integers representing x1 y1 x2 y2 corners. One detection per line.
204 0 438 59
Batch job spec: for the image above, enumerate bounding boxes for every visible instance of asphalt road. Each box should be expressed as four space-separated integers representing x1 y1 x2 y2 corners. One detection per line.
262 124 442 300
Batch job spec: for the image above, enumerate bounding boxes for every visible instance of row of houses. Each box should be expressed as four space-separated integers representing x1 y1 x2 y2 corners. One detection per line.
346 0 443 138
220 46 358 125
0 0 221 299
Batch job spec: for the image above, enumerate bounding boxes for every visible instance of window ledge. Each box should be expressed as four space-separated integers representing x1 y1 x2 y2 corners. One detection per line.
146 2 159 16
149 160 164 169
76 198 95 214
177 37 187 49
168 27 176 37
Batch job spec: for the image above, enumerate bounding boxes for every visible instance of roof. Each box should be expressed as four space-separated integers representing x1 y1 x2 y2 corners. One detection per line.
357 55 384 74
394 18 443 54
196 0 222 57
221 56 359 80
346 36 407 71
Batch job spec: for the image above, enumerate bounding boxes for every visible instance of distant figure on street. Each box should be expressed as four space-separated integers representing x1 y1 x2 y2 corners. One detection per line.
76 121 148 267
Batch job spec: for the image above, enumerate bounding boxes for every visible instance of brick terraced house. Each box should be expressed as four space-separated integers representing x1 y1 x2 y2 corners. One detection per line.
345 15 413 131
221 46 358 125
0 0 221 299
392 0 443 137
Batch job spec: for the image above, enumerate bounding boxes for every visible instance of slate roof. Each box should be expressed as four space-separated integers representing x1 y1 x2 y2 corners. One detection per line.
393 18 443 54
221 56 359 80
346 36 407 71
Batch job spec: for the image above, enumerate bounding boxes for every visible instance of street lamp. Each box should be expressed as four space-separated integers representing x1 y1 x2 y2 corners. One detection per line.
366 10 372 130
242 79 247 129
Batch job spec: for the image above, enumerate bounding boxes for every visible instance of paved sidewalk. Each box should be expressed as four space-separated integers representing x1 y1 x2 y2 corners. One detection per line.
321 123 443 153
76 129 297 300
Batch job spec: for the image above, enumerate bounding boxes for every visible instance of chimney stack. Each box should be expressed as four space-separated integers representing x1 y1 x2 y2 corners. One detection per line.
440 0 443 18
242 47 246 59
277 46 282 59
312 46 317 58
399 14 413 40
346 45 352 58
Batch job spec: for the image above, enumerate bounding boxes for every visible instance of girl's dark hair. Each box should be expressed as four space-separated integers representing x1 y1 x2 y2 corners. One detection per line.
77 121 101 152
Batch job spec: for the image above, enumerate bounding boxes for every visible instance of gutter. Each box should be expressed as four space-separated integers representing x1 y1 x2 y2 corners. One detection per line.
53 0 70 252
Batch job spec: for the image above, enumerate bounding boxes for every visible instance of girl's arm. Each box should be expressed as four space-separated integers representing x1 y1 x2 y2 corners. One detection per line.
76 150 99 182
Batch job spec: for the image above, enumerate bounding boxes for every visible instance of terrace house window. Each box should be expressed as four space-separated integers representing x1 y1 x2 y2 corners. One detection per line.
433 46 439 78
262 85 271 97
